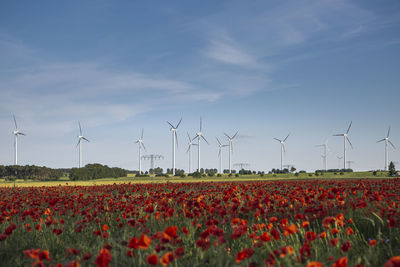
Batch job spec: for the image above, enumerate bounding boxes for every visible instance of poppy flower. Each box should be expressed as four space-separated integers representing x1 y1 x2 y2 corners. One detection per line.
95 248 111 267
138 234 151 249
160 251 174 266
175 247 185 259
164 226 178 240
235 248 254 263
306 261 323 267
333 257 347 267
384 256 400 267
147 254 158 265
341 241 351 252
368 239 376 247
260 232 271 242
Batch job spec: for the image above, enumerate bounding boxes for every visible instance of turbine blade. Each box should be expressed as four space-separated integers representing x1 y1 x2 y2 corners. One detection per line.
224 133 231 139
273 138 281 142
346 121 352 134
18 132 26 136
232 131 238 139
201 135 209 144
186 145 191 154
79 121 82 135
346 137 353 149
176 118 182 128
187 132 191 142
218 148 221 157
191 135 198 142
388 140 396 150
82 137 90 142
377 139 385 143
387 126 391 138
200 117 202 132
231 142 234 154
76 139 81 147
333 134 344 136
282 143 286 153
284 133 290 142
141 128 144 140
141 142 146 151
216 137 221 145
167 121 174 128
13 114 18 130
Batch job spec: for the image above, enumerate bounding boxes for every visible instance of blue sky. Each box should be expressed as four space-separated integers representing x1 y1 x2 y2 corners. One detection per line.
0 0 399 171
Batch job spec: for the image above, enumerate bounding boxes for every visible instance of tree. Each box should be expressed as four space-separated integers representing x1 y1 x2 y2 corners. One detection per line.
290 166 296 173
389 161 396 176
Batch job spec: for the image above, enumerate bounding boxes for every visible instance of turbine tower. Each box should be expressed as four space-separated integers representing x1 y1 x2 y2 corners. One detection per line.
274 133 290 170
216 137 229 174
224 132 238 174
377 126 396 171
12 115 26 165
76 121 90 168
192 118 209 172
135 129 146 174
333 122 353 170
167 118 182 176
315 140 328 171
186 132 197 173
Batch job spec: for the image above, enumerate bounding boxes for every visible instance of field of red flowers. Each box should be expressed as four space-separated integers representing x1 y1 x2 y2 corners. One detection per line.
0 179 399 266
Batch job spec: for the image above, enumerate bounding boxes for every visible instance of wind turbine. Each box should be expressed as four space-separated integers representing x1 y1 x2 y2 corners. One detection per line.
224 132 238 174
76 121 90 168
216 137 229 174
333 122 353 170
12 115 26 165
135 129 146 174
192 118 209 172
167 118 182 175
186 132 197 173
377 126 396 171
274 133 290 171
315 140 329 171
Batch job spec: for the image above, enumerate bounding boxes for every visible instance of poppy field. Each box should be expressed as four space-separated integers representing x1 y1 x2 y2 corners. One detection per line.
0 179 399 266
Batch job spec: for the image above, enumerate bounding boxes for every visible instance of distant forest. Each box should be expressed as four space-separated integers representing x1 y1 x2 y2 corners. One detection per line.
0 164 127 181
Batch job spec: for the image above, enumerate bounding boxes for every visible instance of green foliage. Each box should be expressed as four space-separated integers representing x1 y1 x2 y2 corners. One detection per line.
389 161 396 176
0 165 62 181
69 164 127 180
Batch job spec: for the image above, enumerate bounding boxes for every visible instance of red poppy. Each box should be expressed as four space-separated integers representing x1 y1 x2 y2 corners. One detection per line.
341 241 351 252
160 251 174 266
147 254 159 265
138 234 151 249
235 248 254 263
95 248 111 267
384 256 400 267
333 257 347 267
175 247 185 259
306 261 323 267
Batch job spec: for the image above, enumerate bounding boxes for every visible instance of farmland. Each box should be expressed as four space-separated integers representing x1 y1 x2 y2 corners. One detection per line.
0 179 399 266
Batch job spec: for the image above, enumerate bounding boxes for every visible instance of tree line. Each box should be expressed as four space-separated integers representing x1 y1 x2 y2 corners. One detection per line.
69 164 127 180
0 165 63 181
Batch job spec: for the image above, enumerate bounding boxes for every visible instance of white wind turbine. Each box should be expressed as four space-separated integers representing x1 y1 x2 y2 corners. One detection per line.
216 137 229 174
315 140 329 171
12 115 26 165
274 133 290 171
76 121 90 168
333 122 353 170
186 132 197 173
224 132 238 174
377 126 396 171
135 129 146 174
167 118 182 175
192 118 209 172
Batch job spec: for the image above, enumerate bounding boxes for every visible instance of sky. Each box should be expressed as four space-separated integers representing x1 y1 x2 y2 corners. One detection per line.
0 0 400 172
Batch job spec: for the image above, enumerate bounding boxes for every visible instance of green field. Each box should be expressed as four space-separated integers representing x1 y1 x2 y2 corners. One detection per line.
0 171 394 187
